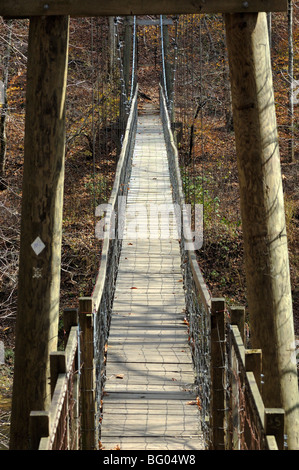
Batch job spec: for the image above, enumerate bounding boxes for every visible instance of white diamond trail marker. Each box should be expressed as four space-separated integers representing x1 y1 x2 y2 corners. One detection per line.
31 236 45 256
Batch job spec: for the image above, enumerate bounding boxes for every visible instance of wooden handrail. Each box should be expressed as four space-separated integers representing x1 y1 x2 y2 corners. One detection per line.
159 83 211 312
86 84 138 314
29 318 79 450
160 83 285 451
228 319 285 450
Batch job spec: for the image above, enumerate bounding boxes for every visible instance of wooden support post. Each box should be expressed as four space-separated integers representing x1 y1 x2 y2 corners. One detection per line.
228 324 245 450
210 298 226 450
63 308 79 343
230 305 245 344
79 297 97 450
228 338 240 450
50 352 67 398
29 411 50 450
225 12 299 449
265 408 285 450
9 16 69 450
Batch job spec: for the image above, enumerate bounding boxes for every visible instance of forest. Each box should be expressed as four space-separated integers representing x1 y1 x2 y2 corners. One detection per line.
0 7 298 449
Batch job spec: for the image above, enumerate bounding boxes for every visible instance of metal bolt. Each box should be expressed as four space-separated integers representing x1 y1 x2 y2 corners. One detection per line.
44 4 49 10
243 1 249 8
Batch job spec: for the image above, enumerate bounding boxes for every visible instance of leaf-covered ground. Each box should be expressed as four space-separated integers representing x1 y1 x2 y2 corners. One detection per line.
0 13 298 449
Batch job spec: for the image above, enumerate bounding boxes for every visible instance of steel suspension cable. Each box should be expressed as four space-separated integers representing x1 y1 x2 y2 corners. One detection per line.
129 15 137 105
160 14 169 107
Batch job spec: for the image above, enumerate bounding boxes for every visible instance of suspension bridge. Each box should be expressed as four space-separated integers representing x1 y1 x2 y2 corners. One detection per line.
5 1 299 452
100 100 205 451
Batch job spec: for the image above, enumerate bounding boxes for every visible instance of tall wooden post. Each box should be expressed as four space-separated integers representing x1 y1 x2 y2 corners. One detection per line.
225 12 299 450
10 16 69 450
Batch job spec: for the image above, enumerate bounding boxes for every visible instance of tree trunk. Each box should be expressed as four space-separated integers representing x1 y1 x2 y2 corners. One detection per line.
108 16 116 75
225 12 299 450
10 15 69 450
288 0 295 162
0 20 12 185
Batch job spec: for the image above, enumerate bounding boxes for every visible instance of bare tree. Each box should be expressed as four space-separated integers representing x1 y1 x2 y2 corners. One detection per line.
288 0 295 162
0 20 12 185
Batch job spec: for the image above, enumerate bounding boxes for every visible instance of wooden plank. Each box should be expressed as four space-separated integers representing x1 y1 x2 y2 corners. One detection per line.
231 324 245 363
245 348 262 391
246 372 265 428
0 0 287 17
101 436 203 451
47 374 68 449
105 372 195 386
105 351 193 364
266 435 279 450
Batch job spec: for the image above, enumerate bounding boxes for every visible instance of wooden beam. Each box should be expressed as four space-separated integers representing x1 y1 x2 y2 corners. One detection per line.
9 15 69 450
29 411 50 450
229 305 245 343
0 0 287 18
225 11 299 450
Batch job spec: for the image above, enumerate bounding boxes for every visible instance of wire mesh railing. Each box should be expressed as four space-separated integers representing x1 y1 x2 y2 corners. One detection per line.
160 83 212 448
159 83 284 451
226 320 285 450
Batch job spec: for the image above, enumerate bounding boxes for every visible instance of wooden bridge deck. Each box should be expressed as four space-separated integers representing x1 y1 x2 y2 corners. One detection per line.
100 111 204 451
